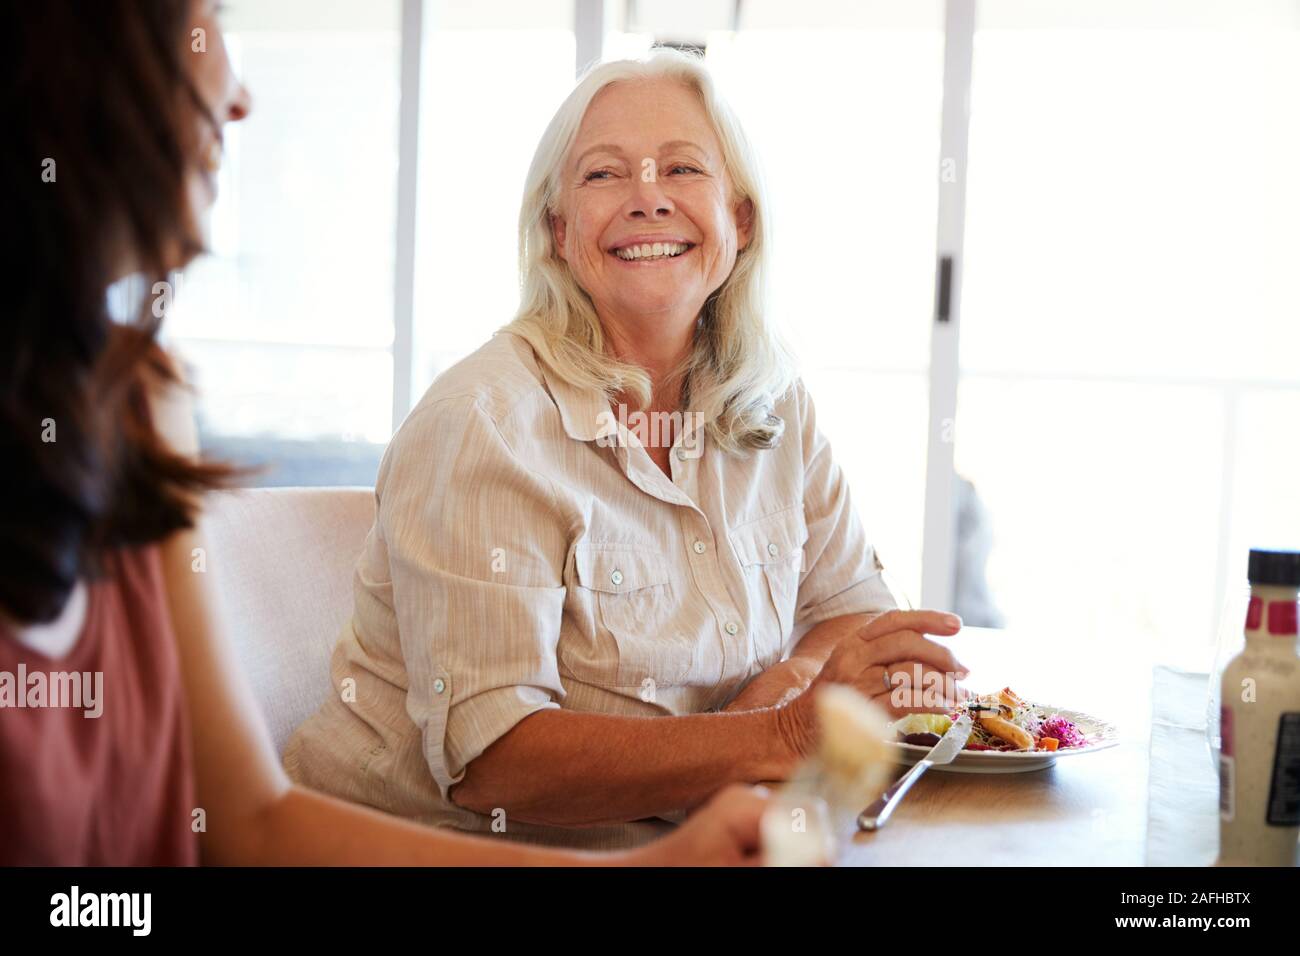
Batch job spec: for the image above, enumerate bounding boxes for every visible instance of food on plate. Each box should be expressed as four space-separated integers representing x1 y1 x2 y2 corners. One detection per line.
891 687 1090 753
892 712 952 748
975 712 1035 751
1038 714 1088 749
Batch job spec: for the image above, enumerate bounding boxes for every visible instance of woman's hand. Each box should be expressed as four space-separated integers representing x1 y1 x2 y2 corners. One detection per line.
776 609 968 761
624 785 770 866
722 612 893 712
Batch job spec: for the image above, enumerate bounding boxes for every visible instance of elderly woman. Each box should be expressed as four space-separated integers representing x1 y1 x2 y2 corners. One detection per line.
285 49 967 849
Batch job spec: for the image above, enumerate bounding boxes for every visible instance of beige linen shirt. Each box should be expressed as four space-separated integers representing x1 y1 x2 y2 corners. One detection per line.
284 331 895 850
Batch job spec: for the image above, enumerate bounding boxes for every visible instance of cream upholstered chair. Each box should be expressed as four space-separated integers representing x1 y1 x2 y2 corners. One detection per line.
202 486 375 755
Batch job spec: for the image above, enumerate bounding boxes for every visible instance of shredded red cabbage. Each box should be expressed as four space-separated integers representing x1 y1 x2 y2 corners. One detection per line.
1039 715 1087 749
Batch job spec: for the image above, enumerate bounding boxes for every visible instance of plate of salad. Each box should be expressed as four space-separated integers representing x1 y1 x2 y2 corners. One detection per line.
887 687 1119 773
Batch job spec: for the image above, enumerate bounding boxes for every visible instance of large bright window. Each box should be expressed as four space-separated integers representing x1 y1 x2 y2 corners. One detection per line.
957 0 1300 669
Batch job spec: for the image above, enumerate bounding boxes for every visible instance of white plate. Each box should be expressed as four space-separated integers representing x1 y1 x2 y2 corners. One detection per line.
887 706 1120 774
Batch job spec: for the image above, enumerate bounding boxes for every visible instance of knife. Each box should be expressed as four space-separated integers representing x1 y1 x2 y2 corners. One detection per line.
857 713 973 831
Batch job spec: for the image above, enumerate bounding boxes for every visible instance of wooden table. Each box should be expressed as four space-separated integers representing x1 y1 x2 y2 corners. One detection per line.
838 627 1157 866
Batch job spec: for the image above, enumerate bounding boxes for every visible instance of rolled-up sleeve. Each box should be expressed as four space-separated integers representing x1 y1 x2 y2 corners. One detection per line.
376 395 567 799
790 381 898 645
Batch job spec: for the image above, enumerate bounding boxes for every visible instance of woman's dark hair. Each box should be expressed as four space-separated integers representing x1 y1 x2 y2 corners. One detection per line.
1 0 236 624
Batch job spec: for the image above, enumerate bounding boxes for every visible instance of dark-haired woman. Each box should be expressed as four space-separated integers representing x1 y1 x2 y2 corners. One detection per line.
0 0 767 866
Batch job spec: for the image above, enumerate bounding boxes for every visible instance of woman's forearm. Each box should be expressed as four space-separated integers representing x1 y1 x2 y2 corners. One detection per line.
450 707 798 827
225 786 619 866
449 615 885 827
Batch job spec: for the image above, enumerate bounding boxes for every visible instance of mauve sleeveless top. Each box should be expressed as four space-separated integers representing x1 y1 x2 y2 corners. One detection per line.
0 545 199 865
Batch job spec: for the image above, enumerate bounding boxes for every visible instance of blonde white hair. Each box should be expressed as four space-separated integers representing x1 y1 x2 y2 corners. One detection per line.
502 48 796 454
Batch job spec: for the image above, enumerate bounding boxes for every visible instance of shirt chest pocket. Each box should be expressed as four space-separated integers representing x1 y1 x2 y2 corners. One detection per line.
562 546 695 689
729 508 808 669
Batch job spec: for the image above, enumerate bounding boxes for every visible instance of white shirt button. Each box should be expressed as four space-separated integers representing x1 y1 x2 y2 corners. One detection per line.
767 542 780 557
725 621 739 636
693 540 706 554
675 448 688 461
433 678 446 694
610 569 624 586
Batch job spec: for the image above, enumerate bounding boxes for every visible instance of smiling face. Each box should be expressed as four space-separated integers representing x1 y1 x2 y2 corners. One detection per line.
550 77 753 342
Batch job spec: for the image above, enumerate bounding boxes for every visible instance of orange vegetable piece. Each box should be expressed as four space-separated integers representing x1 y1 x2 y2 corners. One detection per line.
1039 737 1060 752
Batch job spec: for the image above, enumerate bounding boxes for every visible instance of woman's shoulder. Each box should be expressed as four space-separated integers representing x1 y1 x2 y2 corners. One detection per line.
384 332 560 467
372 334 562 503
773 376 811 429
406 331 549 427
780 377 810 412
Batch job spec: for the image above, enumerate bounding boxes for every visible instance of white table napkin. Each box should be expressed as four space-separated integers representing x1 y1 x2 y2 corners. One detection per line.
1144 665 1218 866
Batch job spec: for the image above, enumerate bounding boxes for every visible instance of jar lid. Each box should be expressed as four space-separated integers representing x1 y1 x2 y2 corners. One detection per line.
1248 549 1300 586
